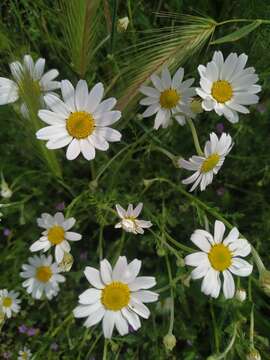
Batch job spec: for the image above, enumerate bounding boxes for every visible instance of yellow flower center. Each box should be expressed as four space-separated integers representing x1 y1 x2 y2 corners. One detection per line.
159 89 180 109
201 153 220 173
47 225 65 245
36 266 52 283
2 297 12 308
208 244 232 271
66 111 95 139
101 282 130 311
211 80 233 103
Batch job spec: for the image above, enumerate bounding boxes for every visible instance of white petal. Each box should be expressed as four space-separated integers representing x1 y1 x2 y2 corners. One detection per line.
132 203 143 217
44 94 70 116
112 256 128 281
129 298 150 319
80 139 96 160
185 252 208 266
140 85 160 98
222 270 235 299
142 104 160 118
150 74 163 91
190 230 212 252
65 231 82 241
102 311 115 339
33 58 45 80
131 290 158 303
38 109 66 125
121 307 141 330
86 82 104 113
115 311 129 336
214 220 226 244
95 127 121 142
83 306 105 327
229 258 253 277
129 276 156 291
66 139 81 160
161 67 171 88
95 111 121 126
84 267 105 289
100 259 112 284
79 288 101 305
30 240 49 252
61 80 75 111
75 80 88 110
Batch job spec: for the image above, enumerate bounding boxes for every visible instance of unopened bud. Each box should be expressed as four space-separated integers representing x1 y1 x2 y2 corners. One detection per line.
259 269 270 297
190 98 203 115
176 257 185 267
246 349 261 360
157 247 166 257
117 17 129 33
163 333 176 351
235 288 247 302
1 181 12 199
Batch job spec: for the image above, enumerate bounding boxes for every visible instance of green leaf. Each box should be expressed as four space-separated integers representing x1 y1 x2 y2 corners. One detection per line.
211 20 262 44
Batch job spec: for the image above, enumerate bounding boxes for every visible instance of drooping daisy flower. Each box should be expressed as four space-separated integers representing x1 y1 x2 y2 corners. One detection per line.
196 51 261 123
179 132 233 192
18 347 32 360
0 289 21 318
185 220 253 299
20 254 65 300
73 256 158 338
30 212 82 263
115 203 152 234
0 54 60 116
139 67 195 129
36 79 122 160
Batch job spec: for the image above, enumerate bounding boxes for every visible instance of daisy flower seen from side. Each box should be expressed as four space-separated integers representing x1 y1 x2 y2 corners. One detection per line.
0 54 60 115
30 212 82 263
115 203 152 234
179 132 233 192
0 289 21 318
20 254 65 300
36 79 122 160
18 347 32 360
73 256 158 338
139 66 195 129
185 220 253 299
196 51 261 123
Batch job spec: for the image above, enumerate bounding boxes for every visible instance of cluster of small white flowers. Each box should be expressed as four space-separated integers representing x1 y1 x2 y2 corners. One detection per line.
0 49 261 353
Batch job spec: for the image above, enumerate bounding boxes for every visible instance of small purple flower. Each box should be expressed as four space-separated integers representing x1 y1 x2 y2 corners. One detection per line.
55 202 65 211
256 103 267 114
3 352 12 359
3 228 11 237
27 327 38 336
50 342 59 351
216 123 224 134
18 324 28 334
128 324 135 333
216 187 226 197
79 251 88 261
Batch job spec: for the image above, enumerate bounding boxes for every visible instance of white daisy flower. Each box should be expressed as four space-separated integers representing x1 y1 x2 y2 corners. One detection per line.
179 132 233 192
185 220 253 299
0 54 60 115
0 289 21 318
20 254 65 300
74 256 158 338
139 66 196 129
196 51 261 123
36 79 122 160
115 203 152 234
18 347 32 360
29 212 82 263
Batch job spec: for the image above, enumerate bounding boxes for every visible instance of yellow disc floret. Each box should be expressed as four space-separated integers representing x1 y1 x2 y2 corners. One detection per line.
160 89 180 109
36 266 52 283
211 80 233 103
208 244 232 271
47 225 65 245
66 111 95 139
201 153 220 173
101 282 130 311
2 297 12 307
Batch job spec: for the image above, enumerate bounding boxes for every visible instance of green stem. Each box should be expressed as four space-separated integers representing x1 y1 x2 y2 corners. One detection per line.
210 301 220 353
110 0 118 53
187 118 204 156
214 323 238 360
99 226 104 261
165 255 174 335
156 274 183 293
103 339 108 360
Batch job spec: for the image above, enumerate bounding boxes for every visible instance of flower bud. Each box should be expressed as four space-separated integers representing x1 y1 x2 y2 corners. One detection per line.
176 257 185 267
163 333 176 351
235 288 247 302
157 247 166 257
190 98 203 115
117 17 129 33
246 349 261 360
1 181 12 199
259 269 270 297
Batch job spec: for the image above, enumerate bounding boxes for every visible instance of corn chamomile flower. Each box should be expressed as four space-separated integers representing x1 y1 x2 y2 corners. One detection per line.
0 54 60 116
36 79 122 160
18 347 32 360
185 220 253 299
20 254 65 300
179 132 233 192
196 51 261 123
73 256 158 338
30 212 82 263
0 289 21 318
139 67 195 129
115 203 152 234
